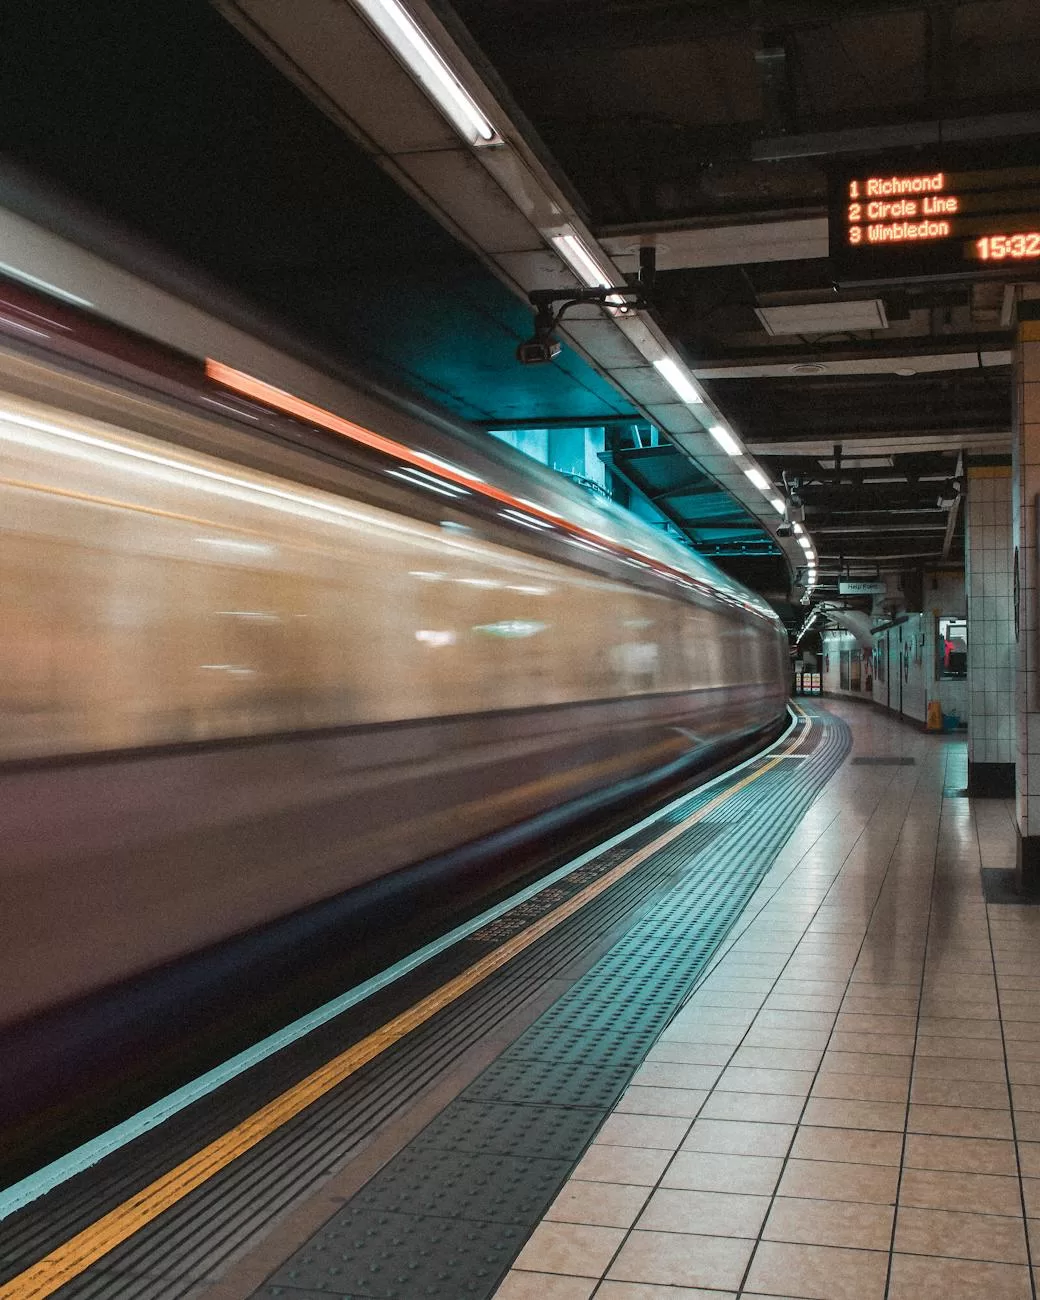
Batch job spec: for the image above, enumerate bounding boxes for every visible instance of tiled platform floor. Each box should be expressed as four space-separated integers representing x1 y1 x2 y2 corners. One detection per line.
494 702 1040 1300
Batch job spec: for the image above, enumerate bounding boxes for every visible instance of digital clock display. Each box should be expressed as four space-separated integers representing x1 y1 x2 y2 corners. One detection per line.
829 161 1040 282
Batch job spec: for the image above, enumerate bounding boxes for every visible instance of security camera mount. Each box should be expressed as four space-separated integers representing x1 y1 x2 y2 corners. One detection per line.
517 248 656 364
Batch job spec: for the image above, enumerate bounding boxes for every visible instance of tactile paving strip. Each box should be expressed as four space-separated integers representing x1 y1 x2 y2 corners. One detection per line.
7 706 850 1300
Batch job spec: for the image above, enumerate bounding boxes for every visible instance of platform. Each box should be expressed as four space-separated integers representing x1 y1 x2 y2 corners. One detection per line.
1 701 1035 1300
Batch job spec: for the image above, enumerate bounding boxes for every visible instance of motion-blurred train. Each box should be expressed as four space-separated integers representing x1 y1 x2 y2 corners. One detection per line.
0 209 789 1037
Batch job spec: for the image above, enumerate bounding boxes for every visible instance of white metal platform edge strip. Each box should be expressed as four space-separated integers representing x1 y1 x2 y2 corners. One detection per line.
0 707 799 1221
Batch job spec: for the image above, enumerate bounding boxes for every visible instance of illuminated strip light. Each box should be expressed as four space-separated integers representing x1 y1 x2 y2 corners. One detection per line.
348 0 501 147
549 232 629 313
0 261 93 309
206 361 759 610
744 467 770 492
387 468 466 499
709 424 740 456
769 497 786 515
653 357 702 405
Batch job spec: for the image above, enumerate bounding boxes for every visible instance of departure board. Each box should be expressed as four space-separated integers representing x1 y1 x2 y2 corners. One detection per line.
829 162 1040 282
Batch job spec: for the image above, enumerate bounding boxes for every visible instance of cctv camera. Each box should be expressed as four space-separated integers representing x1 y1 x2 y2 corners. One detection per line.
776 523 793 538
516 337 562 365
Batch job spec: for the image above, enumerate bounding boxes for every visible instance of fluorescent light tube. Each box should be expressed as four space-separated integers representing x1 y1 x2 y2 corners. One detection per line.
653 357 702 405
744 467 770 492
550 233 613 290
793 522 804 535
708 424 740 456
769 496 786 514
350 0 501 147
798 536 812 551
0 261 93 308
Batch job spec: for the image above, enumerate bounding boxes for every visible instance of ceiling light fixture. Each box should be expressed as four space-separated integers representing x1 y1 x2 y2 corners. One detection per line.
653 357 702 405
744 467 770 492
349 0 502 147
550 232 630 313
708 423 741 456
550 233 613 291
769 496 786 514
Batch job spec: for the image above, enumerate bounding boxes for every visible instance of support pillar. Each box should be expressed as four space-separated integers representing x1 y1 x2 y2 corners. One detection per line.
966 464 1015 797
1014 302 1040 887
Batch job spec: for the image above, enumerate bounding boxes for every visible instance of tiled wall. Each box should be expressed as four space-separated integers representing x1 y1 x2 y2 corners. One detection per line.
966 467 1015 768
1014 316 1040 841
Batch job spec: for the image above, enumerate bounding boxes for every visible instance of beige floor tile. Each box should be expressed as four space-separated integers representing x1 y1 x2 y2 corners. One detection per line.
800 1096 906 1131
763 994 843 1014
752 1009 837 1031
644 1040 732 1066
918 1015 1002 1038
834 1011 917 1035
789 1126 903 1166
1002 1001 1040 1023
597 1283 736 1299
1005 1039 1040 1062
546 1180 650 1229
776 979 849 997
920 1000 999 1020
714 1066 814 1096
910 1077 1010 1109
493 1272 596 1299
698 1091 804 1124
658 1023 747 1046
899 1167 1022 1215
571 1145 670 1186
730 1046 824 1072
681 1118 794 1157
614 1087 708 1119
513 1222 626 1277
690 989 766 1009
888 1253 1032 1299
594 1113 692 1150
998 1020 1040 1042
915 1034 1004 1060
1018 1142 1040 1176
894 1205 1027 1263
776 1158 898 1205
841 993 919 1015
828 1030 916 1055
904 1133 1017 1174
631 1063 724 1091
741 1026 832 1051
1014 1112 1040 1140
811 1071 909 1103
673 1006 757 1027
1007 1059 1040 1085
763 1195 893 1250
1012 1083 1040 1110
661 1150 782 1195
912 1055 1007 1082
636 1187 769 1237
907 1103 1013 1139
1022 1177 1040 1217
744 1240 888 1300
820 1050 913 1078
606 1229 753 1291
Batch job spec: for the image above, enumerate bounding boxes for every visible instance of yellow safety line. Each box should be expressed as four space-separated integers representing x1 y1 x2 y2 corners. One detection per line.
0 710 811 1299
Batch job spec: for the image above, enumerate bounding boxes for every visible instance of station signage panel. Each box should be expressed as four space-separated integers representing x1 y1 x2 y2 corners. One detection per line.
829 161 1040 282
839 580 886 596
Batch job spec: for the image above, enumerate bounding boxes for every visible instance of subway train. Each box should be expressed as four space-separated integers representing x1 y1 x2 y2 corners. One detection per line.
0 216 790 1043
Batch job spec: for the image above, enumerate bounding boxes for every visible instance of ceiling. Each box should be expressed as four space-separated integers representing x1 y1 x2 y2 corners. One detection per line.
3 0 1039 622
442 0 1040 589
